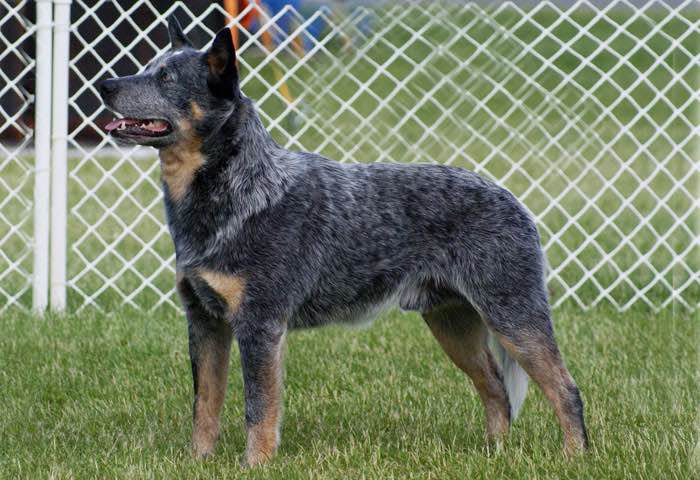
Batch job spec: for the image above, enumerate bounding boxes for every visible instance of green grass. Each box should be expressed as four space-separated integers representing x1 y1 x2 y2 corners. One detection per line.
0 305 696 478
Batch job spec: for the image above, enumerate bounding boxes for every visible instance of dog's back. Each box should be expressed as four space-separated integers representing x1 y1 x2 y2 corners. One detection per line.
236 154 545 330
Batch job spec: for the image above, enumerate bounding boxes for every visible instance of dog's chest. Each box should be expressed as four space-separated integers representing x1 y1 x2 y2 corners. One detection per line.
159 142 204 202
181 269 246 318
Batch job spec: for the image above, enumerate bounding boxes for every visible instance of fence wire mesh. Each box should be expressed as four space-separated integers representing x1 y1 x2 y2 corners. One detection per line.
0 1 35 312
0 0 698 313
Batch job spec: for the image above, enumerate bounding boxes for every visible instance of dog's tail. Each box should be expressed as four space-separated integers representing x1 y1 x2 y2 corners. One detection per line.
488 333 529 421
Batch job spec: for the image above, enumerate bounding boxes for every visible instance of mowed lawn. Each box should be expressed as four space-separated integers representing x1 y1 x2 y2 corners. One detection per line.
1 304 695 478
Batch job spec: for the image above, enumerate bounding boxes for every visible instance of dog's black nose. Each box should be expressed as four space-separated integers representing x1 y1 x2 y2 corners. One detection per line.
99 79 118 98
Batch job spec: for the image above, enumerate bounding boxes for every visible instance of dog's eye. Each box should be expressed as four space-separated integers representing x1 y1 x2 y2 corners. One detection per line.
159 70 169 82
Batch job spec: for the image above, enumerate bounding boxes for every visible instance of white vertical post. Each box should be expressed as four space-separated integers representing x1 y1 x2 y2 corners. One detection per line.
50 0 72 311
32 0 53 314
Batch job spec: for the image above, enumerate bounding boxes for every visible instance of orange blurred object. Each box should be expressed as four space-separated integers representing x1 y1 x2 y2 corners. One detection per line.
223 0 239 49
222 0 297 104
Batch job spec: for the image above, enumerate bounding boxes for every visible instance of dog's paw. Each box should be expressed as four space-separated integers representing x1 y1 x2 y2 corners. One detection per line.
240 449 274 468
192 422 219 460
192 442 215 460
563 437 588 458
192 449 213 460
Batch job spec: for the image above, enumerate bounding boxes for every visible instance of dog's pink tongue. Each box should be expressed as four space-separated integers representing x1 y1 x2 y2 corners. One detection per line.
105 119 122 131
105 118 139 132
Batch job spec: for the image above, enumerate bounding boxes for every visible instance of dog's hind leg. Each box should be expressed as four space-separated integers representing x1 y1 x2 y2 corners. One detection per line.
422 302 511 441
177 274 234 459
479 295 589 455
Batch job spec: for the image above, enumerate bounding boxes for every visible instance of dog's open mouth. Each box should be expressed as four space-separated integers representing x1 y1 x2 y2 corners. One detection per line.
105 118 172 137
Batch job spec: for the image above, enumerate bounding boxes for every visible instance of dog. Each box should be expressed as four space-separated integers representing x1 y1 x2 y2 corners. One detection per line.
99 15 588 466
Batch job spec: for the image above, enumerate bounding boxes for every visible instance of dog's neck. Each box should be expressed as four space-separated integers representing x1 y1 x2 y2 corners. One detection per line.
203 96 281 172
199 95 292 211
200 94 252 158
162 95 296 264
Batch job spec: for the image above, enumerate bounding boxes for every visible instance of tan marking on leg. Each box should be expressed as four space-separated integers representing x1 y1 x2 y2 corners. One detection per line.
479 351 511 439
159 119 204 201
497 334 587 455
192 334 232 458
198 270 246 314
424 305 510 440
244 338 284 467
190 101 204 121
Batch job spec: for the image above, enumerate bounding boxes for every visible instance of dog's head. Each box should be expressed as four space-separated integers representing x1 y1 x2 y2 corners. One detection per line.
99 15 239 148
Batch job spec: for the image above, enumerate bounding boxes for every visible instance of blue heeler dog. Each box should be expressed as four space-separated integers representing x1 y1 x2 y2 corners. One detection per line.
99 15 588 466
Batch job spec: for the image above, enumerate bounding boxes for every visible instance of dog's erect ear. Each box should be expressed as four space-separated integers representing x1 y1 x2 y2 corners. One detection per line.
167 14 191 49
206 28 238 99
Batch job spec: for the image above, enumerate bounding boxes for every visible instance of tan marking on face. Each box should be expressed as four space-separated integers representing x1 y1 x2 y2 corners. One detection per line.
190 101 204 121
198 270 246 314
159 119 204 201
192 334 233 459
244 337 285 467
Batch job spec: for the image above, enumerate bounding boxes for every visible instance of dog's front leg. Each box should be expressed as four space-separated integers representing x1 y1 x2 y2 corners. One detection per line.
177 275 234 459
237 325 286 467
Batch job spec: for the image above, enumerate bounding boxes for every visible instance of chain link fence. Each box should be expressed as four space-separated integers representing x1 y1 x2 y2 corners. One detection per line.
0 0 698 313
0 1 36 311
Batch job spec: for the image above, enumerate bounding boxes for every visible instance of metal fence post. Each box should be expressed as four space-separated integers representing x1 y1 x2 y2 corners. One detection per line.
50 0 71 311
32 0 53 314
